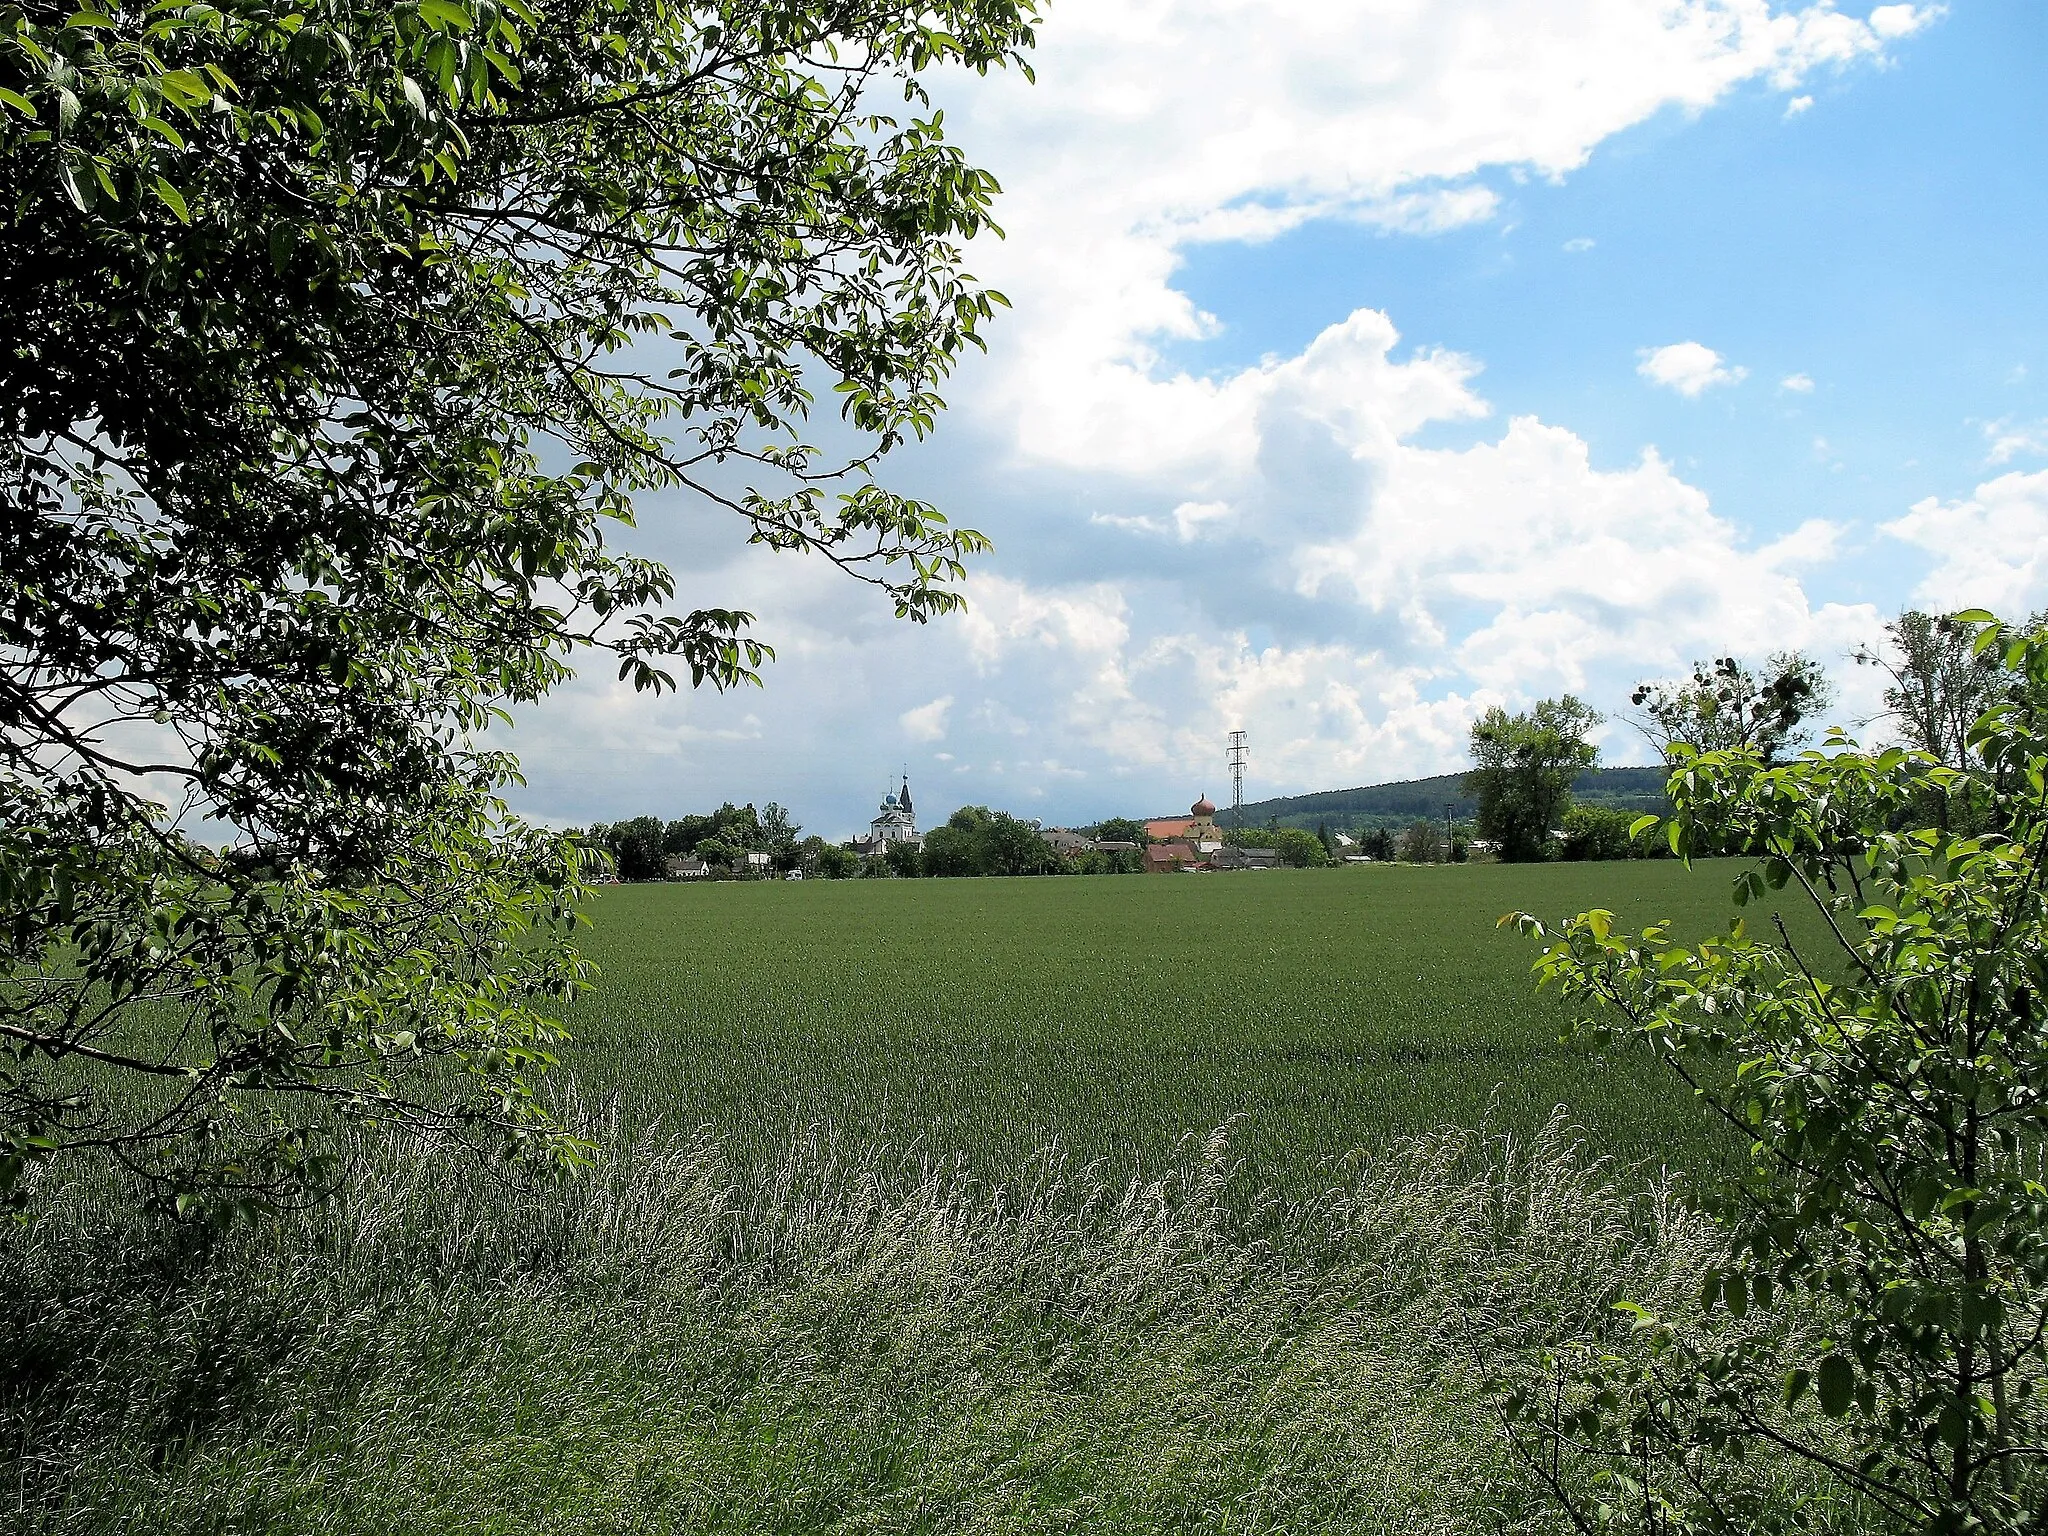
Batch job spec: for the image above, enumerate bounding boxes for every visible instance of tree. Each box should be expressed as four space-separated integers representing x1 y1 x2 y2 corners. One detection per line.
882 839 923 878
806 840 859 880
1465 696 1601 862
1093 817 1148 846
597 816 668 881
920 810 985 877
981 813 1064 876
1268 828 1328 868
919 806 1061 877
1396 819 1442 864
0 0 1038 1205
1856 611 2005 772
1630 652 1835 766
1506 613 2048 1532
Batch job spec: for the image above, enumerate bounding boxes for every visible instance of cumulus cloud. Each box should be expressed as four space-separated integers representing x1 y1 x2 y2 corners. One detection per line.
1785 93 1815 116
1884 471 2048 616
1637 342 1748 397
1562 237 1596 252
1780 372 1816 392
501 0 1934 828
899 695 955 743
1985 418 2048 466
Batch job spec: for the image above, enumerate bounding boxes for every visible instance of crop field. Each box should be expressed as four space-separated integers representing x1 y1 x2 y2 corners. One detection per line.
558 857 1806 1197
10 857 1847 1534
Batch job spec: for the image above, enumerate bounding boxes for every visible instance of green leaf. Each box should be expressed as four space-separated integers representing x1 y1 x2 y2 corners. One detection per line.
418 0 473 31
152 177 190 223
0 88 33 117
65 9 117 27
1816 1354 1854 1417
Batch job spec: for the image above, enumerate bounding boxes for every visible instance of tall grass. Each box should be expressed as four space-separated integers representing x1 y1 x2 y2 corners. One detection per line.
2 1106 1722 1535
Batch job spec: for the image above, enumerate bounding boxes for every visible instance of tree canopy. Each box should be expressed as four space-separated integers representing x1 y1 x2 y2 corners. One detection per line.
1465 696 1601 862
0 0 1037 1206
1629 651 1834 766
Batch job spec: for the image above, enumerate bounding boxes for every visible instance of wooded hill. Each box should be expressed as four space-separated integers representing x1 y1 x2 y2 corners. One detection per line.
1214 766 1670 833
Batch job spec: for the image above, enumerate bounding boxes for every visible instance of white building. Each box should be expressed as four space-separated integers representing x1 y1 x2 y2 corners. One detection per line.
852 776 921 857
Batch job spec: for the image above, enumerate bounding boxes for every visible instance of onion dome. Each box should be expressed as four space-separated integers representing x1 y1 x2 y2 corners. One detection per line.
1191 794 1217 816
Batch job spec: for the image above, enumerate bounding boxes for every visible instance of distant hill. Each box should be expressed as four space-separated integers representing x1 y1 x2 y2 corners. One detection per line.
1208 766 1669 833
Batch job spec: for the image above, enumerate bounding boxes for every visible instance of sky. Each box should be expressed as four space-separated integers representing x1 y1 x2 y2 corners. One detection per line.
502 0 2048 840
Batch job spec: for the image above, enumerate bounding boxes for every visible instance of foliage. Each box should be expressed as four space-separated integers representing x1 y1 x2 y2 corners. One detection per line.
919 805 1063 877
1558 804 1643 862
1856 612 2005 770
798 836 858 880
1467 696 1602 863
693 837 742 871
589 815 667 881
0 0 1038 1203
1631 652 1835 767
1398 819 1444 863
1507 614 2048 1532
1268 827 1329 868
1356 826 1397 861
882 839 924 878
1093 817 1149 847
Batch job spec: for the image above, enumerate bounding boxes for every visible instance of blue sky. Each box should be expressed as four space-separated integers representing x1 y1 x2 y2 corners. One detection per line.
506 1 2048 840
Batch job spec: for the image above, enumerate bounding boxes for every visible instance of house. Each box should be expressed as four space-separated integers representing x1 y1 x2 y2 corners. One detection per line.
1144 840 1201 873
1209 844 1280 871
743 850 771 871
665 854 709 879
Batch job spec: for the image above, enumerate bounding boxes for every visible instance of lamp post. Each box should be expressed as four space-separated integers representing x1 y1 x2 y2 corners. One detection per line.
1444 802 1456 864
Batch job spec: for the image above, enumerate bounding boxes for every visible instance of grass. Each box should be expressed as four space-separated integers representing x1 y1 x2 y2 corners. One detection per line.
556 858 1791 1197
5 1110 1741 1534
0 857 1850 1533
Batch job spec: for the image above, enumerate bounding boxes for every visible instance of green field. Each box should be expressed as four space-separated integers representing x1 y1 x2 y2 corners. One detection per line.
559 858 1786 1197
7 857 1842 1534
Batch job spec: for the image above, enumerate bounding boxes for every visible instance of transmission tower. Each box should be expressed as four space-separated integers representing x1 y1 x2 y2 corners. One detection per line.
1226 729 1249 829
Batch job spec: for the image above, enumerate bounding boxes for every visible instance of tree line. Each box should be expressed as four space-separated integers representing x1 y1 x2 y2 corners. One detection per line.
1464 610 2020 861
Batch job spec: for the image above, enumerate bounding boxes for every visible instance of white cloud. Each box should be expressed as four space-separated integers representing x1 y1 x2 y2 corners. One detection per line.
899 695 955 743
1637 341 1748 397
949 0 1931 469
1885 470 2048 616
1780 372 1815 392
1785 93 1815 116
1870 4 1936 41
500 0 1935 826
1562 237 1596 252
1984 417 2048 465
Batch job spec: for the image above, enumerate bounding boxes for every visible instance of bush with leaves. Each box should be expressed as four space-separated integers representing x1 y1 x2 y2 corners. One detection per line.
1558 805 1640 862
0 0 1037 1207
1505 613 2048 1532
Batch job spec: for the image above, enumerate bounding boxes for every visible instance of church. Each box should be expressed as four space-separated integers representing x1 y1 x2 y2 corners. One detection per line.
852 776 921 857
1142 795 1225 872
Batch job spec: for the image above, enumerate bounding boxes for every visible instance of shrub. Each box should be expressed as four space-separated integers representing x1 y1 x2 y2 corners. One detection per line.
1558 805 1638 861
